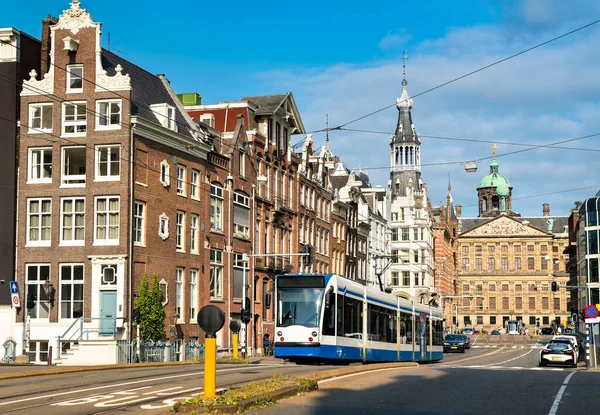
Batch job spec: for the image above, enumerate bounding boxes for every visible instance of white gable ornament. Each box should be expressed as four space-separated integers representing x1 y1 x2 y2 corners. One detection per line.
52 0 97 35
21 69 54 96
96 64 131 92
465 216 548 237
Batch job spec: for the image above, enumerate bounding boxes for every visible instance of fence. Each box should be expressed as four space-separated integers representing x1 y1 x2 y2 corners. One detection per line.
116 339 205 363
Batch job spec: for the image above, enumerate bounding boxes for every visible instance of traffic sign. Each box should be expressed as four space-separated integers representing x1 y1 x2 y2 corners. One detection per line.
584 304 599 319
10 281 20 308
585 317 600 324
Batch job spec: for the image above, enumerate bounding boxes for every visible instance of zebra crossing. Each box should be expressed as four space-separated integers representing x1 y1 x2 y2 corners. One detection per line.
471 343 544 349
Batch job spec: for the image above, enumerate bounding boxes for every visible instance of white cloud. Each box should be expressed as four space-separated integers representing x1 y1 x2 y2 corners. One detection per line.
378 29 412 50
257 3 600 218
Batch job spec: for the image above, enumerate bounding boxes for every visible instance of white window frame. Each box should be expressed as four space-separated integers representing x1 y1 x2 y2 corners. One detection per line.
190 214 199 254
159 212 169 240
233 192 250 238
94 196 120 245
95 145 120 182
25 264 51 320
28 103 53 133
159 160 170 187
134 201 146 246
239 149 245 177
176 210 185 252
28 147 52 184
176 267 184 322
176 165 186 196
59 197 85 246
190 169 199 200
150 103 177 132
62 101 87 136
210 249 223 299
189 269 198 322
26 198 52 247
95 99 122 130
200 113 215 127
210 184 223 231
61 146 86 187
59 263 84 320
66 64 83 93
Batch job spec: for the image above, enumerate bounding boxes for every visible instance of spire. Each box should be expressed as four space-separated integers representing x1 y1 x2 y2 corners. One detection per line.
396 50 413 110
490 143 499 174
402 50 408 87
326 114 329 144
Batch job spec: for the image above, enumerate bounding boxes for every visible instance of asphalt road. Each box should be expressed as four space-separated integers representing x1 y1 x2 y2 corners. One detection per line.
246 335 600 415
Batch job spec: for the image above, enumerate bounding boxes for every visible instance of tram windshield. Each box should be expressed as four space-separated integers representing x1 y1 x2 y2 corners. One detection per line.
276 275 325 328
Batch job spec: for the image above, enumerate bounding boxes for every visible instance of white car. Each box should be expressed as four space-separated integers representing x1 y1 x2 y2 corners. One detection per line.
539 341 577 368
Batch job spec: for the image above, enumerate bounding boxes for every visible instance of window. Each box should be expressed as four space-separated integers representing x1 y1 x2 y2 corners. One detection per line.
490 316 497 325
61 146 86 186
542 297 549 310
95 196 119 244
528 257 535 270
391 272 399 286
200 113 215 127
502 297 509 309
67 65 83 92
477 316 483 325
159 160 170 187
554 298 560 311
541 259 548 270
528 283 537 292
262 279 269 320
515 284 522 291
543 316 549 325
27 198 51 246
210 184 223 231
190 214 199 254
176 268 184 320
402 271 410 286
529 297 535 310
516 297 522 310
150 103 177 131
476 284 483 292
233 192 250 238
191 169 199 199
391 229 398 242
489 297 496 310
462 258 469 271
489 284 496 291
96 100 121 129
177 165 186 195
462 245 469 253
530 316 536 325
134 201 146 245
488 257 495 271
26 264 50 319
527 245 534 252
158 212 169 240
28 341 49 363
29 103 53 133
62 102 87 136
475 245 482 253
515 257 521 270
60 264 84 319
515 245 521 253
488 245 495 253
239 149 245 177
233 253 248 299
189 269 198 320
501 245 508 253
28 148 52 183
176 211 185 251
501 257 508 271
402 228 409 241
475 257 482 271
462 284 470 293
60 197 85 245
210 249 223 299
95 145 120 181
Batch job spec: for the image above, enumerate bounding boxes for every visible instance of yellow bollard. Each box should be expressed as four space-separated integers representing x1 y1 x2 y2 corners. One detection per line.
203 336 217 399
233 333 239 359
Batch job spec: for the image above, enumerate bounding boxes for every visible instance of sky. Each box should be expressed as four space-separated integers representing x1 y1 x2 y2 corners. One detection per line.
3 0 600 218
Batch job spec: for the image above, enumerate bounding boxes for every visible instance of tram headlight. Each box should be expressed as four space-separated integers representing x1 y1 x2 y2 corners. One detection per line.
277 331 282 337
312 331 318 337
309 337 313 342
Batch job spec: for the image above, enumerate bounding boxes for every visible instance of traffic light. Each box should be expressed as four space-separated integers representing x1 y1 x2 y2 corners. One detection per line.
551 281 558 292
302 244 314 267
132 308 140 324
242 297 251 324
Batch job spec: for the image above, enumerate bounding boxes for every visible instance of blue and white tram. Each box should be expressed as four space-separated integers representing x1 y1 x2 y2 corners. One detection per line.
272 273 444 363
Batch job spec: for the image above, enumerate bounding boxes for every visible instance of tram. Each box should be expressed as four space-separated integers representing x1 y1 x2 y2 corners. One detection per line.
271 273 444 363
506 319 520 335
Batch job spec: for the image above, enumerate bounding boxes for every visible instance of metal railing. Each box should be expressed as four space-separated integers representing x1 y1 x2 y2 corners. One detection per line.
56 316 125 360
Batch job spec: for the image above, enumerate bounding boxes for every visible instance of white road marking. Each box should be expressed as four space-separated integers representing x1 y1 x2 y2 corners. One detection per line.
548 372 576 415
0 366 281 407
318 367 410 385
437 348 506 366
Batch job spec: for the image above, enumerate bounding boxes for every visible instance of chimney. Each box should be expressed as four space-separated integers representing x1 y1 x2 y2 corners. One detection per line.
455 204 462 218
543 203 550 217
40 15 57 75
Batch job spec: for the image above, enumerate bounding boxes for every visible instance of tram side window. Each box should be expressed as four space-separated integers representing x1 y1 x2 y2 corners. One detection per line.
336 294 344 336
367 305 396 343
322 293 335 336
433 320 443 346
399 312 412 344
341 296 362 338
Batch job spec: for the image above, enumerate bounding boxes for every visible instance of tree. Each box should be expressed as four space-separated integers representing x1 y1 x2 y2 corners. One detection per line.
135 272 165 341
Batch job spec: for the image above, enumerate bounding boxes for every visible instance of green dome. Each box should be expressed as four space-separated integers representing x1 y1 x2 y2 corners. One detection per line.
478 160 511 188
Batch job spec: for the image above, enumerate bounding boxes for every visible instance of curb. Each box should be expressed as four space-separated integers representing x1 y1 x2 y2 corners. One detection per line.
174 361 419 413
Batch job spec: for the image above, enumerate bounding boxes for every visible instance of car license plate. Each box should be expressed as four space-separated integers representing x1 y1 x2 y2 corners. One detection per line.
552 357 562 361
451 346 457 349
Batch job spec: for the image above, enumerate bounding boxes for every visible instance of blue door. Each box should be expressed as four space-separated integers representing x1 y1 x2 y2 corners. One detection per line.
100 291 117 335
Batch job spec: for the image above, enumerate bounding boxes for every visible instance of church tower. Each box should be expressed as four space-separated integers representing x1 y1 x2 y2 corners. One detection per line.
477 145 516 217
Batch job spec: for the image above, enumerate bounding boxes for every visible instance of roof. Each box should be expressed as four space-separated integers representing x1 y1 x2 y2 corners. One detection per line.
459 215 569 235
241 94 289 115
391 83 419 145
101 49 193 138
478 160 510 189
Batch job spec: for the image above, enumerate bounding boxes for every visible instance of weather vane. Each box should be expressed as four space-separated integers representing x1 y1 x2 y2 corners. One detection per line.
492 143 497 160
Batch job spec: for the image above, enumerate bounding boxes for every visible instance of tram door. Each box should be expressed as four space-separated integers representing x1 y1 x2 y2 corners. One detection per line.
419 314 427 360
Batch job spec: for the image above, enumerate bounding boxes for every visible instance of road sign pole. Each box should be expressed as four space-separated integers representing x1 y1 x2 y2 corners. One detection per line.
232 332 238 359
586 324 590 369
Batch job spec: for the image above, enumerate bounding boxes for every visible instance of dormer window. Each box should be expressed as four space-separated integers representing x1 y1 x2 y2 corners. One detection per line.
150 103 177 132
67 65 83 93
200 114 215 128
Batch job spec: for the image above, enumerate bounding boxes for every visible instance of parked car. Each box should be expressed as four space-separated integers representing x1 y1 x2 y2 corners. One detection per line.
491 330 501 335
443 334 467 353
539 327 554 335
462 328 474 335
539 341 578 367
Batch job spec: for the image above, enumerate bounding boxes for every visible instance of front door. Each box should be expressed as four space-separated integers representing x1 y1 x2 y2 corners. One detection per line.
100 291 117 335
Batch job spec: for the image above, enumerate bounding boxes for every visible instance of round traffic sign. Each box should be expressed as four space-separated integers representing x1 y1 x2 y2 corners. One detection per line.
197 305 225 337
584 304 599 319
12 296 19 305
